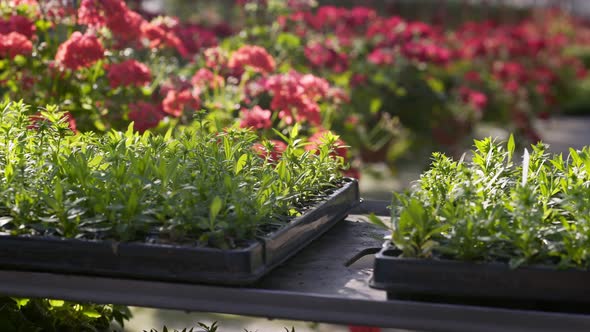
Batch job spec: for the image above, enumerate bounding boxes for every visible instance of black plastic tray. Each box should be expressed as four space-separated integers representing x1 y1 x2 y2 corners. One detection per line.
370 242 590 312
0 179 359 285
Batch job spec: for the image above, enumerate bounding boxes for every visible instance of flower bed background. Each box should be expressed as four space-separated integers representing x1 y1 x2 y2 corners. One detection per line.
2 0 590 330
2 0 590 172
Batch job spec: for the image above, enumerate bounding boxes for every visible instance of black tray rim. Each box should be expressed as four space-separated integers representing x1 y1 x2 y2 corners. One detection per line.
0 178 360 285
370 241 590 305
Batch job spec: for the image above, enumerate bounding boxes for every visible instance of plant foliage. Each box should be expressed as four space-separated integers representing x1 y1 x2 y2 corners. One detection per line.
0 101 344 248
0 297 129 332
146 322 296 332
377 135 590 269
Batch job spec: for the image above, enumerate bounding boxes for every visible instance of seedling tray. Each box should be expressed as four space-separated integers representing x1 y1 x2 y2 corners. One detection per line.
370 242 590 312
0 179 359 285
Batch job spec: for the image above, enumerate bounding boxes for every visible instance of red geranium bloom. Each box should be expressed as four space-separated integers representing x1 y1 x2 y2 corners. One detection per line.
107 9 146 43
174 23 218 55
493 62 527 83
347 6 376 27
367 48 394 65
240 106 272 130
463 71 481 83
313 6 347 30
403 21 433 40
228 45 276 74
304 42 348 73
77 0 127 27
55 31 104 70
107 60 151 88
203 47 228 70
459 87 488 112
0 32 32 59
127 101 164 132
141 19 189 58
264 71 329 126
191 68 224 89
162 89 200 117
0 15 36 39
350 74 367 87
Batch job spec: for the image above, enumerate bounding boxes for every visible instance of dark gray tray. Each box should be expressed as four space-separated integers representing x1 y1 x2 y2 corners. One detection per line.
0 179 359 285
371 242 590 312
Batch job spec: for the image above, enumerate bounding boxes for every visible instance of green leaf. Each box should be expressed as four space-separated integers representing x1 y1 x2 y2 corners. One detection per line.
209 196 223 224
48 299 64 307
11 298 29 309
235 154 248 174
82 309 102 318
507 134 515 161
290 123 300 139
13 55 26 66
276 32 301 49
369 98 382 114
367 213 391 230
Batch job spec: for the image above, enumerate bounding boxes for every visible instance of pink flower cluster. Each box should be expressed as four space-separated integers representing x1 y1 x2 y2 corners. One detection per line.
55 32 104 70
77 0 221 58
0 15 35 39
107 60 151 88
261 71 330 126
0 32 32 59
228 45 276 74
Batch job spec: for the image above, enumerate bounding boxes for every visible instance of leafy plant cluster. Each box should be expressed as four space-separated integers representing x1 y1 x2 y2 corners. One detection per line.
146 322 296 332
0 101 344 248
0 297 129 332
376 135 590 269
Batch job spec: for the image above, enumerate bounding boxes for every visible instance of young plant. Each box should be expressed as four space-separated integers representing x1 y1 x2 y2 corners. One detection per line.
377 135 590 269
0 101 345 248
0 297 130 332
146 323 296 332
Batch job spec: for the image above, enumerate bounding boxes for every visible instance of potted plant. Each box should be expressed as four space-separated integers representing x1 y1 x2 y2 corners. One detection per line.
369 135 590 307
0 101 359 285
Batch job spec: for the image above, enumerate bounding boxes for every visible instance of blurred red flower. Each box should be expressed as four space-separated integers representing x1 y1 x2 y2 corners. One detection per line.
0 32 32 59
240 106 272 130
367 48 394 65
162 89 200 117
0 15 36 39
55 31 104 70
127 101 164 132
191 68 224 89
107 60 151 88
77 0 127 27
229 45 276 74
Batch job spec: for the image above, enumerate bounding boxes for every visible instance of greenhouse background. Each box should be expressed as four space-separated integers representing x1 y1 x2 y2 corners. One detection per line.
1 0 590 330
